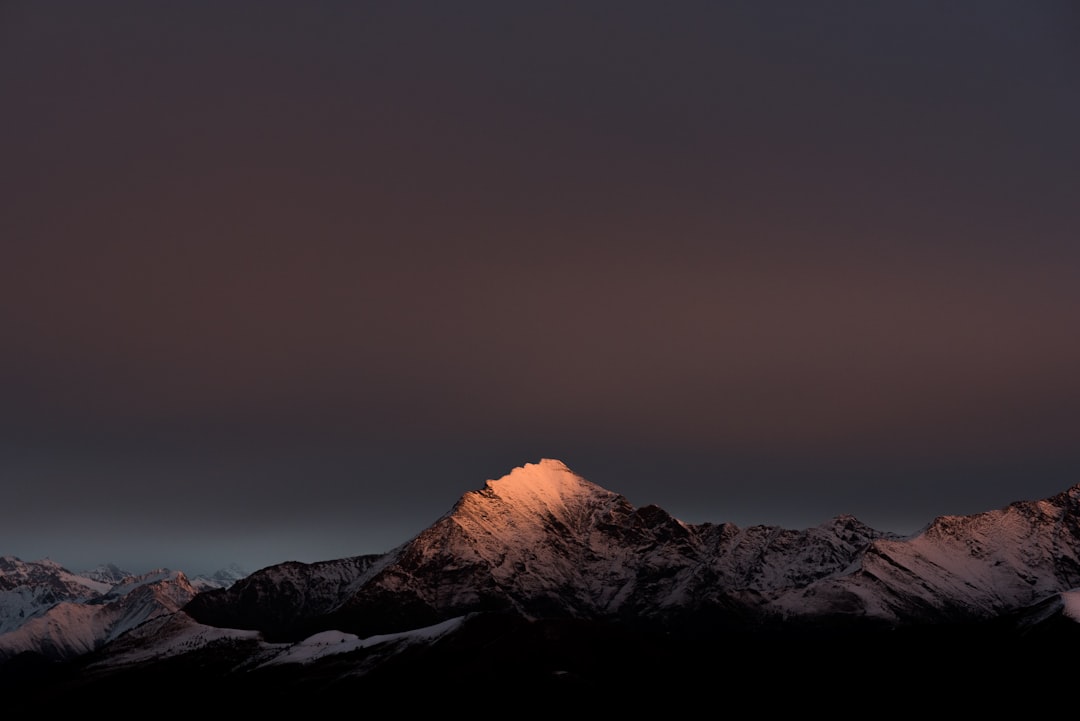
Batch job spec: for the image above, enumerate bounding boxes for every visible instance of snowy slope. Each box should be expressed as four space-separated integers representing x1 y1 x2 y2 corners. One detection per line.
767 485 1080 622
77 563 133 585
80 605 469 682
361 458 651 616
84 608 270 668
190 563 249 591
0 568 198 660
1063 589 1080 622
258 616 467 667
0 556 111 634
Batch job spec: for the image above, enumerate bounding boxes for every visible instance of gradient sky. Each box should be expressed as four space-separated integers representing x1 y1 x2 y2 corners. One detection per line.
2 1 1079 576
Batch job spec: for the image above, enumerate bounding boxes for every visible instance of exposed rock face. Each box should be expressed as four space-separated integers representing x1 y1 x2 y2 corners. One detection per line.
184 555 386 641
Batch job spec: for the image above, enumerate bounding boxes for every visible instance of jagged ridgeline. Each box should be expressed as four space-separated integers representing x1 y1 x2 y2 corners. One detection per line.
3 459 1080 708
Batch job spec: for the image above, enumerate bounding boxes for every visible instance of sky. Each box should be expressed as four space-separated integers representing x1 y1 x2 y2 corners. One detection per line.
2 1 1079 577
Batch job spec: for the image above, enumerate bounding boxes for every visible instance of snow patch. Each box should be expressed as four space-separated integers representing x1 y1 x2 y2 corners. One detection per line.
261 616 466 666
1061 589 1080 623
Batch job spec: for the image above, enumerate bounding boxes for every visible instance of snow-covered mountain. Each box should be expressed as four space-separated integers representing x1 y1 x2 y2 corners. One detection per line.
190 563 250 592
77 563 133 586
187 459 903 643
5 459 1080 706
766 484 1080 624
0 567 198 662
0 557 112 635
325 459 909 637
0 556 247 658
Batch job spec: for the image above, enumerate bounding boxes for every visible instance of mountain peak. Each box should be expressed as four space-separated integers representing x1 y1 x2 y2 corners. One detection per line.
479 459 615 515
431 459 628 548
494 457 572 478
487 458 574 487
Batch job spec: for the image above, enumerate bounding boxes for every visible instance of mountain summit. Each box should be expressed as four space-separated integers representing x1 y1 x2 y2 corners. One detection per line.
345 457 649 624
436 458 633 565
468 458 621 523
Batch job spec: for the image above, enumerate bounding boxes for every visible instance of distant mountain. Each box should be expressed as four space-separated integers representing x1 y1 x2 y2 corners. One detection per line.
190 563 250 592
77 563 133 586
4 459 1080 707
0 556 247 661
0 567 197 663
0 557 111 635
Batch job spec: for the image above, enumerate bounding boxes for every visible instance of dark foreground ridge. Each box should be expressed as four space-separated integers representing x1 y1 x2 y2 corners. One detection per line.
5 610 1078 712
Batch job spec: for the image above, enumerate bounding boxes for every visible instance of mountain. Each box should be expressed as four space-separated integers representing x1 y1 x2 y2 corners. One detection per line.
77 563 133 586
190 563 250 592
0 567 198 664
185 459 901 643
766 484 1080 625
181 555 386 640
0 557 112 635
313 459 903 638
4 459 1080 708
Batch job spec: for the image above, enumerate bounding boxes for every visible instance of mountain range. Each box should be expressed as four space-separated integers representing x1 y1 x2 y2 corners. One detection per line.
3 459 1079 709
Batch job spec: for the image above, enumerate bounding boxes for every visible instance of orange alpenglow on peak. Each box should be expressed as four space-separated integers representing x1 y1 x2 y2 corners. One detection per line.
486 459 581 493
477 459 620 517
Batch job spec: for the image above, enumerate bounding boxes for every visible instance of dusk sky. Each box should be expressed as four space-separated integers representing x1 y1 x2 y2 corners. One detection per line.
3 2 1079 576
